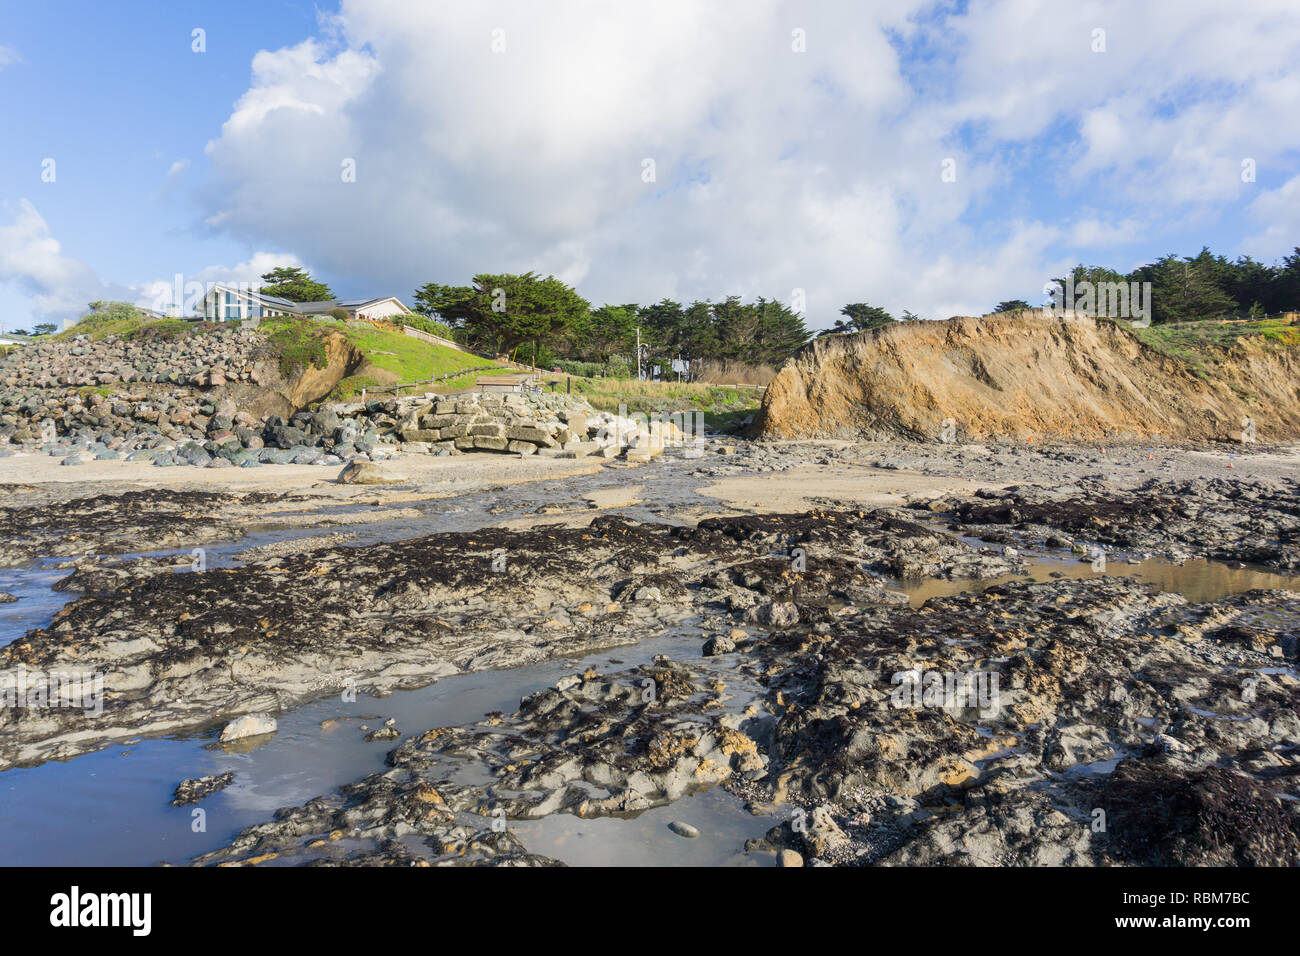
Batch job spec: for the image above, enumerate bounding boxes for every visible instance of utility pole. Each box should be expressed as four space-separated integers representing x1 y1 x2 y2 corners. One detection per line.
636 327 641 381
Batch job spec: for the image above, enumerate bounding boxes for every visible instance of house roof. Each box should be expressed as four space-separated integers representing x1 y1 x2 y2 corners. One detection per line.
206 286 407 314
296 297 407 313
207 285 300 309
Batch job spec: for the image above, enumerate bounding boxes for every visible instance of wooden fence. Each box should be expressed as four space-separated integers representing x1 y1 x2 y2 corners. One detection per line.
401 324 477 353
358 363 536 399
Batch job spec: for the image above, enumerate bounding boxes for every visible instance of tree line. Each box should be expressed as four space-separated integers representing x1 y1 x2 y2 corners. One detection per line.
412 273 814 375
819 246 1300 335
1062 247 1300 324
989 247 1300 325
46 245 1294 366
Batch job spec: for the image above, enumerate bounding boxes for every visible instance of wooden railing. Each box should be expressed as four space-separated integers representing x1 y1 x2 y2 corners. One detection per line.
357 363 547 399
401 324 478 352
400 324 549 374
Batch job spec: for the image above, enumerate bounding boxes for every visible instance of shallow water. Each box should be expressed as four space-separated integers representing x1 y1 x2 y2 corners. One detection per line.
0 624 741 866
899 553 1298 607
0 565 70 649
512 785 777 867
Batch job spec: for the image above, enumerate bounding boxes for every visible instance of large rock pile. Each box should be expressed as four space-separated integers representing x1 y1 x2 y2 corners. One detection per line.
0 326 265 388
326 391 695 460
0 386 251 447
0 385 698 469
0 327 704 467
334 392 590 457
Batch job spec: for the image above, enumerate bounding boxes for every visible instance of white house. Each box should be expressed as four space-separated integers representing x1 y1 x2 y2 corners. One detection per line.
200 285 412 322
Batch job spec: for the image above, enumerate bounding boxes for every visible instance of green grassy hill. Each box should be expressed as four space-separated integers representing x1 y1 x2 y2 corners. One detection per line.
256 317 499 400
53 311 500 400
53 313 195 341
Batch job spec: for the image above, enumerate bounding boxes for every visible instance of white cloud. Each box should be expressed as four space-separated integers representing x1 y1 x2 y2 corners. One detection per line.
940 0 1300 208
0 200 123 323
193 0 1300 324
135 251 306 315
0 45 20 70
1242 174 1300 259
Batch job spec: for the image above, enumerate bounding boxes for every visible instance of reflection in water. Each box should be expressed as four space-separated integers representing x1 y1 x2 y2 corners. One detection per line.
0 626 746 866
512 786 776 867
899 554 1298 608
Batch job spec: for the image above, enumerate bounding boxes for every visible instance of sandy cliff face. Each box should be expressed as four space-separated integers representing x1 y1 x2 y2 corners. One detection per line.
232 332 370 419
753 313 1300 442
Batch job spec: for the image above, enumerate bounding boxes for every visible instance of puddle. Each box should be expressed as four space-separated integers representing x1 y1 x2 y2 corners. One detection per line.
0 565 77 649
1186 706 1253 722
512 785 776 867
898 553 1299 608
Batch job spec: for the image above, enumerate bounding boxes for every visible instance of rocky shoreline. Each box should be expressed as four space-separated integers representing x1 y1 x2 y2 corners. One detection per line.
183 559 1299 868
0 507 1016 770
1 439 1297 866
0 328 692 468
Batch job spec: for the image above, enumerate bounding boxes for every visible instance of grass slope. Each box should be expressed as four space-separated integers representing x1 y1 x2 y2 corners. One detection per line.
1132 317 1300 379
254 318 499 401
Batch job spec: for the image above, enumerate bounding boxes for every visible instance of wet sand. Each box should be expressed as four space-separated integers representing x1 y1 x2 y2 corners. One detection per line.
0 449 605 503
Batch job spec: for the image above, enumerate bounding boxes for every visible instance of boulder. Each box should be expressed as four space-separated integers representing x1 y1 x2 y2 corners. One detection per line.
219 713 278 743
337 461 393 485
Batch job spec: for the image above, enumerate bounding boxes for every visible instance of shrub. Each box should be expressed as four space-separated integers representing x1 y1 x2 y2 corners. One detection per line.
404 314 454 339
554 359 605 377
265 319 330 378
123 319 193 341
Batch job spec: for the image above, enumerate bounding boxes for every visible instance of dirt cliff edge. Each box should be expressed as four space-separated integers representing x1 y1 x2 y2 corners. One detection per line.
752 313 1300 443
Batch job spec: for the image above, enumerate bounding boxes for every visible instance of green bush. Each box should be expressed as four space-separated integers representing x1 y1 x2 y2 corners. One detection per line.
123 319 194 341
404 314 455 339
554 359 603 377
552 357 635 378
264 319 329 378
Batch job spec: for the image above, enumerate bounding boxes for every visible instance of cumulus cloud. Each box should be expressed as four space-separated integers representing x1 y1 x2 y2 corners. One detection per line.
1242 174 1300 259
194 0 1300 324
135 251 306 315
0 200 124 324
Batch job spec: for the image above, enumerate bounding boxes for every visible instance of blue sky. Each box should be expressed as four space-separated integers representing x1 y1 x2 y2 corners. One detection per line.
2 0 1299 332
0 1 320 326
